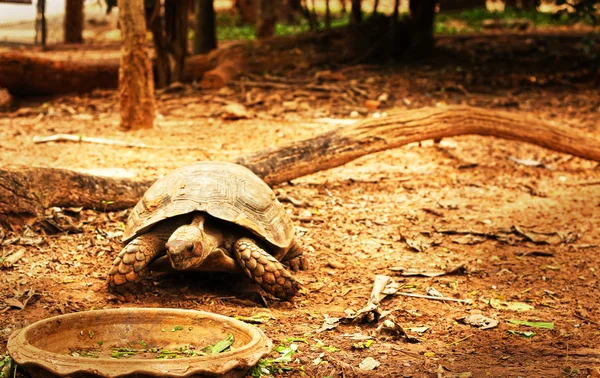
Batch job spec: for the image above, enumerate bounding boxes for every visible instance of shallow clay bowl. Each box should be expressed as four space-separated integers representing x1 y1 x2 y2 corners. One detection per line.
7 308 272 378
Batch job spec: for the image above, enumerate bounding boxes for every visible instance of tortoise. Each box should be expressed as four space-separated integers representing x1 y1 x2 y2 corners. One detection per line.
107 161 308 300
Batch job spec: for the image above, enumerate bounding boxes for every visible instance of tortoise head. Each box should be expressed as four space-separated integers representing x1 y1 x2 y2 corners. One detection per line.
165 225 210 270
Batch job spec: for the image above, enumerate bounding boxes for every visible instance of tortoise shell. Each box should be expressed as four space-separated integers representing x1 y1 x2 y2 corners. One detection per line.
123 162 294 250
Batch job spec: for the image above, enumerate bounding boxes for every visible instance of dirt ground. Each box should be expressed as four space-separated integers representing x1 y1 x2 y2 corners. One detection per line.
1 29 600 378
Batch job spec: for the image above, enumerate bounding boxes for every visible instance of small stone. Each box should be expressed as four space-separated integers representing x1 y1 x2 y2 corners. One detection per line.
220 103 251 120
327 260 345 269
377 93 389 102
364 100 380 110
282 101 298 111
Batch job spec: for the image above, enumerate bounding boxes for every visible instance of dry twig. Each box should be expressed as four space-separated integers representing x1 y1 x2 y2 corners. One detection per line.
33 134 204 150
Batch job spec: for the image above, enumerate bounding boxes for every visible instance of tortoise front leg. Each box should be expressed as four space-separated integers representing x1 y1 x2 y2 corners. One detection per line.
107 233 167 294
233 238 300 300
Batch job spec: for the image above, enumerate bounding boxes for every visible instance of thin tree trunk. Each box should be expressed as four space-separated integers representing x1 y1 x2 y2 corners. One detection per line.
64 0 84 43
521 0 538 10
235 0 257 23
325 0 331 29
372 0 379 13
409 0 436 55
165 0 190 82
193 0 217 54
439 0 486 12
36 0 47 47
117 0 155 130
351 0 361 23
257 0 277 38
339 0 347 14
148 0 170 88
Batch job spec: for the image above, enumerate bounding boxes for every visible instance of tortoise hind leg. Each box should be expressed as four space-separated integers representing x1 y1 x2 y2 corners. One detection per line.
107 233 167 294
281 241 309 272
233 238 300 300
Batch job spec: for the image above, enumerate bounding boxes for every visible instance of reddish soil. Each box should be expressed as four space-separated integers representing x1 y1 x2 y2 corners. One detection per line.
1 30 600 377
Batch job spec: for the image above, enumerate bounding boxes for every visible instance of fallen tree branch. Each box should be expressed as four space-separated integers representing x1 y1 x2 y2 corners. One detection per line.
234 105 600 185
33 134 206 150
395 292 472 304
1 105 598 224
0 16 395 96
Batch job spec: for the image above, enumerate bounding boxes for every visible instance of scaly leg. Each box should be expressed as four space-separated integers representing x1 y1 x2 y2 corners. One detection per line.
233 238 299 300
107 232 167 294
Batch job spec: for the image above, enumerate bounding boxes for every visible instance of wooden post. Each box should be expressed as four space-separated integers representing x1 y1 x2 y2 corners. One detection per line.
117 0 155 130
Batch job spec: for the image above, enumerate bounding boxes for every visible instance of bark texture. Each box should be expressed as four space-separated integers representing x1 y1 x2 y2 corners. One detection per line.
0 167 152 225
0 52 118 96
1 106 599 225
118 0 156 130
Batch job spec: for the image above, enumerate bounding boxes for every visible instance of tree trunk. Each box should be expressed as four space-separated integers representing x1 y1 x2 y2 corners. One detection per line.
257 0 277 38
64 0 84 43
2 106 599 224
165 0 190 82
193 0 217 54
235 0 257 23
279 0 304 24
149 2 170 88
409 0 437 56
36 0 47 47
118 0 155 130
339 0 347 14
325 0 331 29
351 0 361 23
0 52 119 96
439 0 486 12
521 0 539 10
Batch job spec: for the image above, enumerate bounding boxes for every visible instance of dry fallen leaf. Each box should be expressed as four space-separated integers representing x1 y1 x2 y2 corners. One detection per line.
457 314 499 330
358 357 380 370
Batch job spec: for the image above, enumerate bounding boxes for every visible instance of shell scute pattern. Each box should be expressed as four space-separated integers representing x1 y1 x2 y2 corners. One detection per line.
122 162 294 249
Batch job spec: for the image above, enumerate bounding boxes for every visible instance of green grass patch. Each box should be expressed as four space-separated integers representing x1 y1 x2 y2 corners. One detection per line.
210 12 351 41
436 7 576 34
